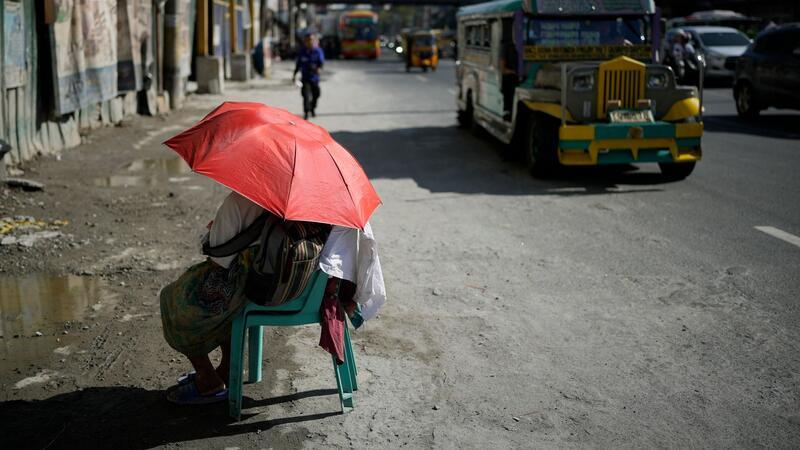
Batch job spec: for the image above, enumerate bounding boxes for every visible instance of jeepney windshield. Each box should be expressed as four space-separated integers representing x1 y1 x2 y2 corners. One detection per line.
413 36 435 46
525 17 648 46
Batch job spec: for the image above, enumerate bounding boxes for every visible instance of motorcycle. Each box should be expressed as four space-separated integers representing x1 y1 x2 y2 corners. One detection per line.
669 51 706 87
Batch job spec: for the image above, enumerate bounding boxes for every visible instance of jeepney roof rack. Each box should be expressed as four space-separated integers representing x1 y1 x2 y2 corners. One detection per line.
458 0 656 17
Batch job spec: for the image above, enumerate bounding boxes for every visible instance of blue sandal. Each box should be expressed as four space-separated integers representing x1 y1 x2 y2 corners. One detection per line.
177 371 196 385
166 382 228 405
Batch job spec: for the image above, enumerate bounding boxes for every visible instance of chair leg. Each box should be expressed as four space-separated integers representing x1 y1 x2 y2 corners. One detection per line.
344 326 358 391
247 326 264 383
333 355 354 412
228 314 248 420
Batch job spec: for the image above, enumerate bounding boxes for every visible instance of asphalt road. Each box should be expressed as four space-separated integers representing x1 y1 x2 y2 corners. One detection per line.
220 55 800 446
273 55 800 446
2 54 798 448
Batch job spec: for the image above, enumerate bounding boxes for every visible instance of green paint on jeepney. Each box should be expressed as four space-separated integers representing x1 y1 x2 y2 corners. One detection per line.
521 62 541 88
593 122 675 140
596 149 673 164
458 0 655 17
458 0 523 17
559 122 702 151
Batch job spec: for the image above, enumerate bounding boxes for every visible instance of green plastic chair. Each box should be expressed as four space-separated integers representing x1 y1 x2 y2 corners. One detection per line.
228 270 358 420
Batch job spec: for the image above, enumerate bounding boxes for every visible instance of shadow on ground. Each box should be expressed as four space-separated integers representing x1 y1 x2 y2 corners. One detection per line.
0 387 340 449
332 125 682 197
704 114 800 139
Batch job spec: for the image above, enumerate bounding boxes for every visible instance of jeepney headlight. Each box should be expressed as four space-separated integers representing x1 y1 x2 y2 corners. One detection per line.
647 73 668 89
571 73 594 91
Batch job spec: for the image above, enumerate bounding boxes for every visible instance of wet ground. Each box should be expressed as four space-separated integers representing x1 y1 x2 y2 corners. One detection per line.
2 57 800 448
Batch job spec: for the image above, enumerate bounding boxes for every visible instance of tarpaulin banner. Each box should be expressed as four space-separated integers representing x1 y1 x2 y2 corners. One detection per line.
51 0 118 114
4 1 26 88
117 0 152 92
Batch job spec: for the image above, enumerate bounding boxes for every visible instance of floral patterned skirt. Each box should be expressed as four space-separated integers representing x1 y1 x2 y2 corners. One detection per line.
160 249 254 357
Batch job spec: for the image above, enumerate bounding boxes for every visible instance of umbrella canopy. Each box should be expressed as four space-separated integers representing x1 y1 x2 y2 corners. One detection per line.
163 102 380 229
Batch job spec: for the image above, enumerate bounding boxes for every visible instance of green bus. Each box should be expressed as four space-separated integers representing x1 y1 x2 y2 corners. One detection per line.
456 0 703 179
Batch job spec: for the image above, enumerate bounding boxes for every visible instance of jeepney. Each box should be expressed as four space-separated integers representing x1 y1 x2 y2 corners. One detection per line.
456 0 703 179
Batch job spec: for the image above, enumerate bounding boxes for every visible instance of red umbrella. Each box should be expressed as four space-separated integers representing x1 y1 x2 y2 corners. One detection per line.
163 102 380 229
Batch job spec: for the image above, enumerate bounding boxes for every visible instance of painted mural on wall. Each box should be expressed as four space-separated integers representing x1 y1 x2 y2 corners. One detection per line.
3 1 26 88
118 0 153 92
51 0 118 115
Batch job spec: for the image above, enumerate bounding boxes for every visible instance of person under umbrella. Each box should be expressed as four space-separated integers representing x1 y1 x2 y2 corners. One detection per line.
159 102 384 404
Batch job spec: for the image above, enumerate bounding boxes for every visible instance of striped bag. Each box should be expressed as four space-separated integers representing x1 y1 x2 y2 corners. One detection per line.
202 213 330 306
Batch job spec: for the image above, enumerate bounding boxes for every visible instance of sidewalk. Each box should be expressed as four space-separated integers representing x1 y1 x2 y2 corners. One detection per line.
0 62 368 448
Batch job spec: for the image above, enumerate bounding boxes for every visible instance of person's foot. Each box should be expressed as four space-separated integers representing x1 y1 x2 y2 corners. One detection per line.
192 368 226 396
177 366 230 386
311 109 316 118
215 365 229 386
303 111 309 120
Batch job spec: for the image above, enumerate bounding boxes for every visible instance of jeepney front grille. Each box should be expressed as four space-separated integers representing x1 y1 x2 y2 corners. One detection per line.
596 57 646 119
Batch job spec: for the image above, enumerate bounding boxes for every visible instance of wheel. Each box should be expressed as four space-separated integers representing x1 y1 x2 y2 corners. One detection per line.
523 114 559 178
659 162 696 180
405 65 410 73
735 82 760 118
422 66 428 72
457 92 474 129
431 65 437 71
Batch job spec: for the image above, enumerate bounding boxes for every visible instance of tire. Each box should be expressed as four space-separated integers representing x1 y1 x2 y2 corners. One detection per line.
422 66 428 73
406 65 410 73
735 82 760 118
431 65 437 72
523 114 559 178
659 162 696 180
457 92 473 129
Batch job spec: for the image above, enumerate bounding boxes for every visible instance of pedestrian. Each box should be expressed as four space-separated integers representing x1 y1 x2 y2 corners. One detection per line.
293 33 325 120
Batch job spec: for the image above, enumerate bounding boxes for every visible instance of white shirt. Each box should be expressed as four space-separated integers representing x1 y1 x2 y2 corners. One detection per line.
204 191 386 320
318 223 386 321
207 192 265 268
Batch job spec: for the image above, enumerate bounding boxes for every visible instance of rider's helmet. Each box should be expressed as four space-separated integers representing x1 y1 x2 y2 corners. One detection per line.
673 28 689 43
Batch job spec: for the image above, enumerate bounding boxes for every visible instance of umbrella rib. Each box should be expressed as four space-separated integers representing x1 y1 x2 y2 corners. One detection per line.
321 143 360 227
285 137 298 218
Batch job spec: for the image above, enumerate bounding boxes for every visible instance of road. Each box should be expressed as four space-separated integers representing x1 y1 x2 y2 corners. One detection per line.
1 55 799 448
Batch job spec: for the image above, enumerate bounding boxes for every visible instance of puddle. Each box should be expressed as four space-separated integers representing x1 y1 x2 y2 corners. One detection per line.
94 157 193 187
93 175 160 187
0 275 118 367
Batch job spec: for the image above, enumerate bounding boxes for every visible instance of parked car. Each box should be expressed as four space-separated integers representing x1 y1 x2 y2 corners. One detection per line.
731 24 800 117
663 26 751 78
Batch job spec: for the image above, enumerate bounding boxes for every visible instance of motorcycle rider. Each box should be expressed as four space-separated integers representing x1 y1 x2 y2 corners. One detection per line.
670 29 697 82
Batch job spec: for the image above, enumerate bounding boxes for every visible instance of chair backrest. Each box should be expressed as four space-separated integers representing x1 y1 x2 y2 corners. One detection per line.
243 270 329 316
